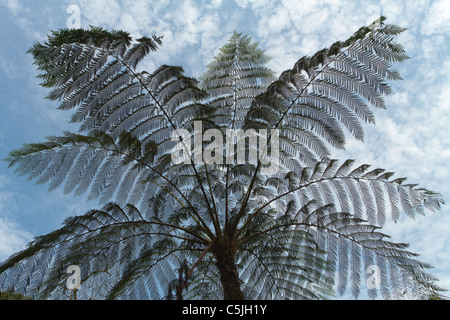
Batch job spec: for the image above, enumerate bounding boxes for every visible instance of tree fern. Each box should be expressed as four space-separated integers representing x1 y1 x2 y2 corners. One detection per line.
0 19 445 300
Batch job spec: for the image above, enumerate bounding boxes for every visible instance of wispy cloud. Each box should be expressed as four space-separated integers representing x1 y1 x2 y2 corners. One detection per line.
0 216 32 262
1 0 21 15
422 0 450 36
0 55 17 79
0 175 33 262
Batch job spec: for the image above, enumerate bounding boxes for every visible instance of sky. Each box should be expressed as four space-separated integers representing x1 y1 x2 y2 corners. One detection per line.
0 0 449 299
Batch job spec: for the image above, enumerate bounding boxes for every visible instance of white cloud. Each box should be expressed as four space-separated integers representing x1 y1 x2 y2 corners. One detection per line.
0 176 33 262
383 212 450 293
208 0 223 9
0 216 33 262
1 0 21 15
0 55 17 79
68 0 232 77
422 0 450 35
77 0 122 27
235 0 249 9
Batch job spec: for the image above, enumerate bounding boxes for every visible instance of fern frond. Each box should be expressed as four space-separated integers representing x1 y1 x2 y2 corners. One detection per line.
0 203 208 299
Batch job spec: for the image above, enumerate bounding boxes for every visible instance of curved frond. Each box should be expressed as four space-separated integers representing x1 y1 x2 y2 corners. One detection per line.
0 203 208 299
238 201 442 300
246 19 409 166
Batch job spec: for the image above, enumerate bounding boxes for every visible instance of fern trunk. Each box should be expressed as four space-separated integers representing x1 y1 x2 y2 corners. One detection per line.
213 239 244 300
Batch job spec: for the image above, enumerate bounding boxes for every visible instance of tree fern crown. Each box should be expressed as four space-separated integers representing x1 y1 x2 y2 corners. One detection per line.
0 19 445 300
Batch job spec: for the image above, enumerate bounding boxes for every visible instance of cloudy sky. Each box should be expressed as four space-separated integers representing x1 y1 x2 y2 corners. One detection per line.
0 0 449 298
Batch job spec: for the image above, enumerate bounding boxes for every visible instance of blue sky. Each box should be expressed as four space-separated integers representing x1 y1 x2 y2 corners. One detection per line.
0 0 450 298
